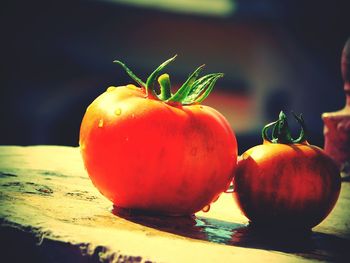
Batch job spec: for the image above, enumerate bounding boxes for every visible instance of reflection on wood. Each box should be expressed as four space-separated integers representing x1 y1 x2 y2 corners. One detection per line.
113 207 350 262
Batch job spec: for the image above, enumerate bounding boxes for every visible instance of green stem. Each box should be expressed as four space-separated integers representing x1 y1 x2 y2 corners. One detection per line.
158 74 172 100
262 111 307 144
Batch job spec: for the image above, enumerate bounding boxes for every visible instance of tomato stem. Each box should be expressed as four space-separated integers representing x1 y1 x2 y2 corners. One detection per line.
158 74 172 100
114 56 223 105
262 111 307 144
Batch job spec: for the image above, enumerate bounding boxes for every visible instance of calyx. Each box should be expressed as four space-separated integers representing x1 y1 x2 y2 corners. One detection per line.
262 111 307 144
114 55 223 105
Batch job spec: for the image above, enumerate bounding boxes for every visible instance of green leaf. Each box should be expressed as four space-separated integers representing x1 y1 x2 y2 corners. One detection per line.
292 112 307 143
185 74 216 100
113 60 146 87
262 120 279 142
192 74 223 103
179 73 223 105
146 55 177 93
167 64 205 103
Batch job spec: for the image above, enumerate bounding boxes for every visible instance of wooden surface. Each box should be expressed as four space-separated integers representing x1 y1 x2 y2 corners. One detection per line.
0 146 349 262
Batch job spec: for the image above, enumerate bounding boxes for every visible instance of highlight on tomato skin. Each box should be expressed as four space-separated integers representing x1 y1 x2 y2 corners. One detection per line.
232 111 341 230
79 56 238 216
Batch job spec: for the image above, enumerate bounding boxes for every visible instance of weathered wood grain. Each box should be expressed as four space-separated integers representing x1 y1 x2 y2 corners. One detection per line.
0 146 349 262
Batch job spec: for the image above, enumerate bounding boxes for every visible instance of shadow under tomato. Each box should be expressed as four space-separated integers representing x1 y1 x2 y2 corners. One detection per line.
231 225 350 262
112 206 350 262
112 206 245 243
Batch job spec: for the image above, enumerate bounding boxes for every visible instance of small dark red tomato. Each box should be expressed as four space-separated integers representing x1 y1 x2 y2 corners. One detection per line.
233 111 341 230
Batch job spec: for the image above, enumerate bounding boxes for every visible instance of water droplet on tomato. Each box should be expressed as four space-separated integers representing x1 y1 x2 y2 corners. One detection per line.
98 119 104 128
202 205 210 213
106 86 116 92
114 108 122 116
212 195 220 203
126 84 138 90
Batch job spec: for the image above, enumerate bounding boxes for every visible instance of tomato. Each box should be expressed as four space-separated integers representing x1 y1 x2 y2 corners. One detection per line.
80 56 238 215
233 111 341 229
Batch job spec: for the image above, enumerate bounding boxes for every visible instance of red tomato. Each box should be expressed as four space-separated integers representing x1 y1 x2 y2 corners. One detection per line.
233 112 341 229
80 56 237 215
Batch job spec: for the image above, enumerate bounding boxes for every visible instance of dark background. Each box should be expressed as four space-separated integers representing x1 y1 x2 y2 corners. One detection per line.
1 0 349 153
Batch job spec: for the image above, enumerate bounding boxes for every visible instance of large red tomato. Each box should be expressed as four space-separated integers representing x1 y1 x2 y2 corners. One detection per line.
80 56 237 215
233 111 341 229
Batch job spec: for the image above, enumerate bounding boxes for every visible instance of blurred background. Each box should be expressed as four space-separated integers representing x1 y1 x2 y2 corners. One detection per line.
1 0 349 153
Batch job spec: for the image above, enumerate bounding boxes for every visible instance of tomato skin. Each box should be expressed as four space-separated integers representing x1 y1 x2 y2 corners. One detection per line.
233 141 341 229
80 85 237 215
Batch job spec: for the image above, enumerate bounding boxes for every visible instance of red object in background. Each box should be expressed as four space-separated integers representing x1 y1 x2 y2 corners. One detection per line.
233 112 341 230
322 38 350 177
